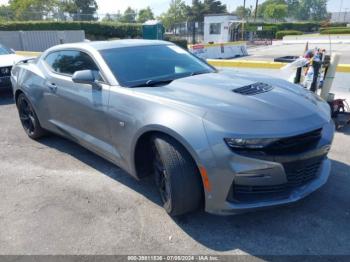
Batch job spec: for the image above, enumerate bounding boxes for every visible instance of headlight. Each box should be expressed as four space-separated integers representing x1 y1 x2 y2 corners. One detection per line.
224 137 279 149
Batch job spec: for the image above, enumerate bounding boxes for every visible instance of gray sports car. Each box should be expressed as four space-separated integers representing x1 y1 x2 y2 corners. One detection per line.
11 40 334 216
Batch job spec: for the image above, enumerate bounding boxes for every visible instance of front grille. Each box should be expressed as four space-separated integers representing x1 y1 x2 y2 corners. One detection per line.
232 82 273 95
229 156 324 203
265 128 323 154
232 128 323 156
0 66 12 77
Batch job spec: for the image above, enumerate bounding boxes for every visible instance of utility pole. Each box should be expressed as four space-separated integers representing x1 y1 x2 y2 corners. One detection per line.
241 0 246 41
254 0 259 22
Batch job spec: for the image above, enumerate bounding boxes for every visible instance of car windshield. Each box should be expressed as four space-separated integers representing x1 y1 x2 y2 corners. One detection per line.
0 44 13 55
100 44 215 87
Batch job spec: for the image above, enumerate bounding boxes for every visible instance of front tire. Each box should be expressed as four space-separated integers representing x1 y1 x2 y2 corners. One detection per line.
17 93 46 139
152 135 203 216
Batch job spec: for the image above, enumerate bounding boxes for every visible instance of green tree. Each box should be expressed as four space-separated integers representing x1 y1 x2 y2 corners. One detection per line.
203 0 227 15
8 0 59 20
255 0 329 21
186 0 205 22
61 0 98 21
264 3 288 21
137 7 154 23
185 0 227 22
120 7 137 23
235 5 251 19
0 5 14 20
159 0 187 30
256 0 285 18
102 11 122 22
297 0 329 21
286 0 300 18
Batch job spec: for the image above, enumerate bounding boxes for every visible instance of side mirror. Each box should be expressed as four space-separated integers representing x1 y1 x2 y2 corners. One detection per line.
72 70 95 84
72 70 101 89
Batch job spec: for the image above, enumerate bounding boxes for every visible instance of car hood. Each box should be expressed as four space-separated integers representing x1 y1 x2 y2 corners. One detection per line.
135 70 331 135
0 54 24 67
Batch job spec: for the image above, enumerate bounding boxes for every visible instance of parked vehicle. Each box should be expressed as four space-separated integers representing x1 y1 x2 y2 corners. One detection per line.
11 40 334 216
0 44 23 89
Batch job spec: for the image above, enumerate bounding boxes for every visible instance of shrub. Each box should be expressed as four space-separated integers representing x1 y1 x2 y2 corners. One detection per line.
320 28 350 35
0 21 142 39
247 22 347 34
248 22 321 33
164 36 188 49
276 30 303 39
320 27 348 32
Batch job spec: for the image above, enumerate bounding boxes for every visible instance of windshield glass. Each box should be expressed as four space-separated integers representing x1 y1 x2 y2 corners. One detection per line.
100 44 215 87
0 45 13 55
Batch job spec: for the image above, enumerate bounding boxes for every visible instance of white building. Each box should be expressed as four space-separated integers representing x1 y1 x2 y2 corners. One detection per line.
204 14 242 44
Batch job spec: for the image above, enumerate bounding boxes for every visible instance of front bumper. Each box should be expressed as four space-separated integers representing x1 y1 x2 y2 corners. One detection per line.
202 121 334 215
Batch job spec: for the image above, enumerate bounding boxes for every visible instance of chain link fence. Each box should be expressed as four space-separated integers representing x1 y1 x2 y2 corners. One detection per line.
167 22 204 44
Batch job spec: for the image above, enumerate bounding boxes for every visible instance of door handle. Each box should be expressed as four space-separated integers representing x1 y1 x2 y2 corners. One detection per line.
47 82 57 92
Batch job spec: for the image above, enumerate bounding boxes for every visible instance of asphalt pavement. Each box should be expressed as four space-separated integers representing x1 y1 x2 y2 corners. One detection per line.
244 43 350 64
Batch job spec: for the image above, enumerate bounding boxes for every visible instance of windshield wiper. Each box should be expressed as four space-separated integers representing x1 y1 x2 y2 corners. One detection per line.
190 70 210 76
131 79 174 88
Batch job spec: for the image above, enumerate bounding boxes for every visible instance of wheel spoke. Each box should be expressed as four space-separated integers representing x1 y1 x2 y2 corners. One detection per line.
18 97 36 134
20 115 29 121
28 115 35 132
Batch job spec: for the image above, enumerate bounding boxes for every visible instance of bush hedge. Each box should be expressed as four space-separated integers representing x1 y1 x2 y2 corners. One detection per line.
0 21 142 39
276 30 303 39
247 22 348 34
247 22 320 33
320 27 349 32
320 28 350 35
0 21 190 47
164 36 188 49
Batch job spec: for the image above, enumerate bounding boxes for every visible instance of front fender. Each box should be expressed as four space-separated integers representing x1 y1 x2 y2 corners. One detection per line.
130 123 211 174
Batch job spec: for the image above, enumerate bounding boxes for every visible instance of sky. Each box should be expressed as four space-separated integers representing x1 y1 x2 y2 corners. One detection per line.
0 0 349 16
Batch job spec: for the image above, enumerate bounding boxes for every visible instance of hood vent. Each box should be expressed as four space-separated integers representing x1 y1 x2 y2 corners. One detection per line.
233 82 273 95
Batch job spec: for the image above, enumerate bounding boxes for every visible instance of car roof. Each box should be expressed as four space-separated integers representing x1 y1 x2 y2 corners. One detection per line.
48 39 171 52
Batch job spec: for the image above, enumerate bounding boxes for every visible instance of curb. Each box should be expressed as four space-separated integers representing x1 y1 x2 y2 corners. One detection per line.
207 59 350 73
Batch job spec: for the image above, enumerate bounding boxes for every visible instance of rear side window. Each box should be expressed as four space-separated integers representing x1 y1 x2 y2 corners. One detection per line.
44 50 99 76
45 52 60 68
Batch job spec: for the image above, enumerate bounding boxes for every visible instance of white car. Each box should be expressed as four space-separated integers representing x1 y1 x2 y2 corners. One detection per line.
0 44 24 89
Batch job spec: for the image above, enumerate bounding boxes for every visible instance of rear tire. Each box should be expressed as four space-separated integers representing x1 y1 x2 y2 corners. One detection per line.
152 134 203 216
17 93 46 139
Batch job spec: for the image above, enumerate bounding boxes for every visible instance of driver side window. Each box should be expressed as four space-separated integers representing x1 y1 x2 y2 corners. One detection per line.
44 50 103 81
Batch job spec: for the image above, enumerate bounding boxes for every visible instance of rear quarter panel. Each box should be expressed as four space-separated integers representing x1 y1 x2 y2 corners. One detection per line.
11 61 49 127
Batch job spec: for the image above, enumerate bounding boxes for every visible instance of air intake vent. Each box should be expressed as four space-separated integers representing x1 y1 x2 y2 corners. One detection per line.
233 82 273 95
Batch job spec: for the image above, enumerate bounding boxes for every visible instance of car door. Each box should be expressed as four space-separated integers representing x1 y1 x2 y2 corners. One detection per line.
42 50 112 157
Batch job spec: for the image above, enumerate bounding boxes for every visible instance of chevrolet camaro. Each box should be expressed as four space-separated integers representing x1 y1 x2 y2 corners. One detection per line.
11 40 334 216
